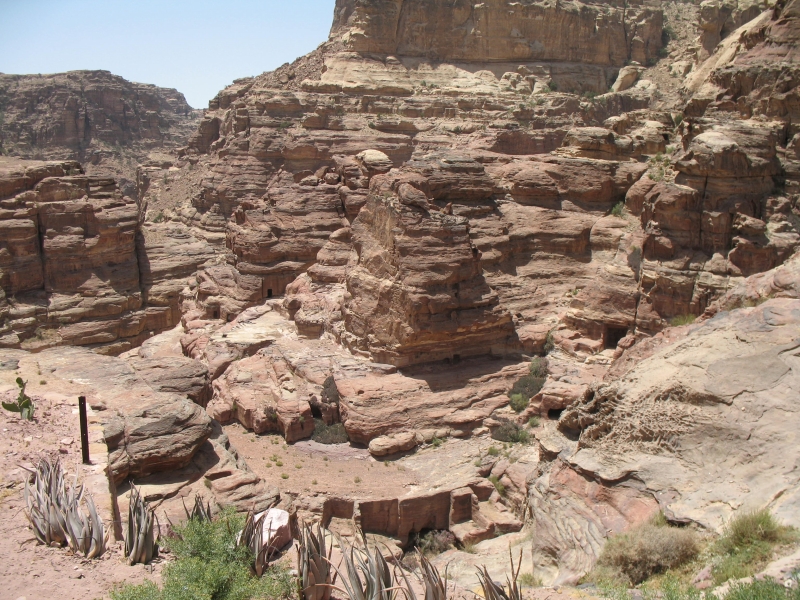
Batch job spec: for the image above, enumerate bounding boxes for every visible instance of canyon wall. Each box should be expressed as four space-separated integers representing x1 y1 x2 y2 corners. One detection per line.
0 70 200 197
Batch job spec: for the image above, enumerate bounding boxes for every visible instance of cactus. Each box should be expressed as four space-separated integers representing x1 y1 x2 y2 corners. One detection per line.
297 522 336 600
124 484 159 565
23 457 106 557
2 377 35 420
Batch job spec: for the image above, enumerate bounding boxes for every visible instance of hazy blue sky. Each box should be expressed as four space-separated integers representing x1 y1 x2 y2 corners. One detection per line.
0 0 336 108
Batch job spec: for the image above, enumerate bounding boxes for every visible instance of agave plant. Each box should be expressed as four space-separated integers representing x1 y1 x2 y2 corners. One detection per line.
331 531 401 600
182 493 213 522
124 484 159 565
23 457 106 557
476 549 523 600
297 522 337 600
237 510 274 577
396 551 449 600
24 457 69 546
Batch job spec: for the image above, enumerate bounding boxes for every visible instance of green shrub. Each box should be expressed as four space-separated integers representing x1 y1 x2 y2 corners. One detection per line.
487 446 500 457
510 374 545 400
518 572 541 587
725 578 800 600
712 509 798 584
491 419 530 444
611 202 625 217
646 575 703 600
488 475 506 496
311 418 349 444
670 314 696 326
596 515 699 585
111 508 295 600
528 416 541 428
543 330 555 354
509 393 529 413
720 509 788 552
509 357 548 405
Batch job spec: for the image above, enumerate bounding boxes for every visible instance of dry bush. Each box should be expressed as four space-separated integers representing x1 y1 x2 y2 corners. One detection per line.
597 517 699 584
311 418 349 444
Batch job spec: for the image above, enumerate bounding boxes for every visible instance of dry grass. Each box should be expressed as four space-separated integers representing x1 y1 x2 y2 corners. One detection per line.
595 515 699 585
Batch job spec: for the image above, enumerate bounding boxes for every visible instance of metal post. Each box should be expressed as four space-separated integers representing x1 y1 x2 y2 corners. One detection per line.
78 396 90 465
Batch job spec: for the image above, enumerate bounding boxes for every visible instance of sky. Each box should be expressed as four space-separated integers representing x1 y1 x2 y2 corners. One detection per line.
0 0 336 108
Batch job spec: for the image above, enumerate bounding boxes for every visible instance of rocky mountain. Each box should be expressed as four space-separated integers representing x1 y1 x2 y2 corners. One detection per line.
0 70 200 197
1 0 799 595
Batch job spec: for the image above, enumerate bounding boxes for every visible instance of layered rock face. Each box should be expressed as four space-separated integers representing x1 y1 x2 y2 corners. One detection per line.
0 0 794 589
531 294 800 583
0 70 200 197
330 0 663 89
164 0 798 364
0 158 214 353
342 160 515 366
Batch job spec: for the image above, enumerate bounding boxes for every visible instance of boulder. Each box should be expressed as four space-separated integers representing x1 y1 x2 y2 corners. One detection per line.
8 346 212 484
368 431 418 456
611 65 641 92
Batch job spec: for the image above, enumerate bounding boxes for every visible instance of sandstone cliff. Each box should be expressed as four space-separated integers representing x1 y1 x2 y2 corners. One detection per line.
0 70 200 197
1 0 798 592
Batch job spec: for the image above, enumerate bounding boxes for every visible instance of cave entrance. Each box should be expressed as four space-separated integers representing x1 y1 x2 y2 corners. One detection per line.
605 326 627 349
548 408 563 420
267 288 273 298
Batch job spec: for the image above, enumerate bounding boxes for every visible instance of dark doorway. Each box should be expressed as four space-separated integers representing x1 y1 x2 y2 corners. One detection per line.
212 308 220 319
267 288 273 298
605 326 627 349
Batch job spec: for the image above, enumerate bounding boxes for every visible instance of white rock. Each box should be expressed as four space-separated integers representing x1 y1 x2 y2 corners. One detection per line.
256 508 292 553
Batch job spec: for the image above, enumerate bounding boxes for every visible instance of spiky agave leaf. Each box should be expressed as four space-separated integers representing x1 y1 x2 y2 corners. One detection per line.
182 494 212 522
297 522 336 600
124 484 158 565
24 457 69 546
84 493 107 559
504 548 523 600
328 531 404 600
236 509 275 577
476 566 509 600
397 551 449 600
476 549 523 600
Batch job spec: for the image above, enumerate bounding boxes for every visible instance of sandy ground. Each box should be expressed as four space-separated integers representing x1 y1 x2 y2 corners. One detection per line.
0 389 163 600
224 422 421 500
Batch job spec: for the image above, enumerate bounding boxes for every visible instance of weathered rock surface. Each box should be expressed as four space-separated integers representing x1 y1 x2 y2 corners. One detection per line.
329 0 663 93
0 70 200 198
0 158 216 353
5 345 211 483
342 162 516 366
529 296 800 584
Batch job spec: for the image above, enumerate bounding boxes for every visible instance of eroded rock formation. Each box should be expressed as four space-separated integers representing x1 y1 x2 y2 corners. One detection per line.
1 0 799 591
0 70 200 197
